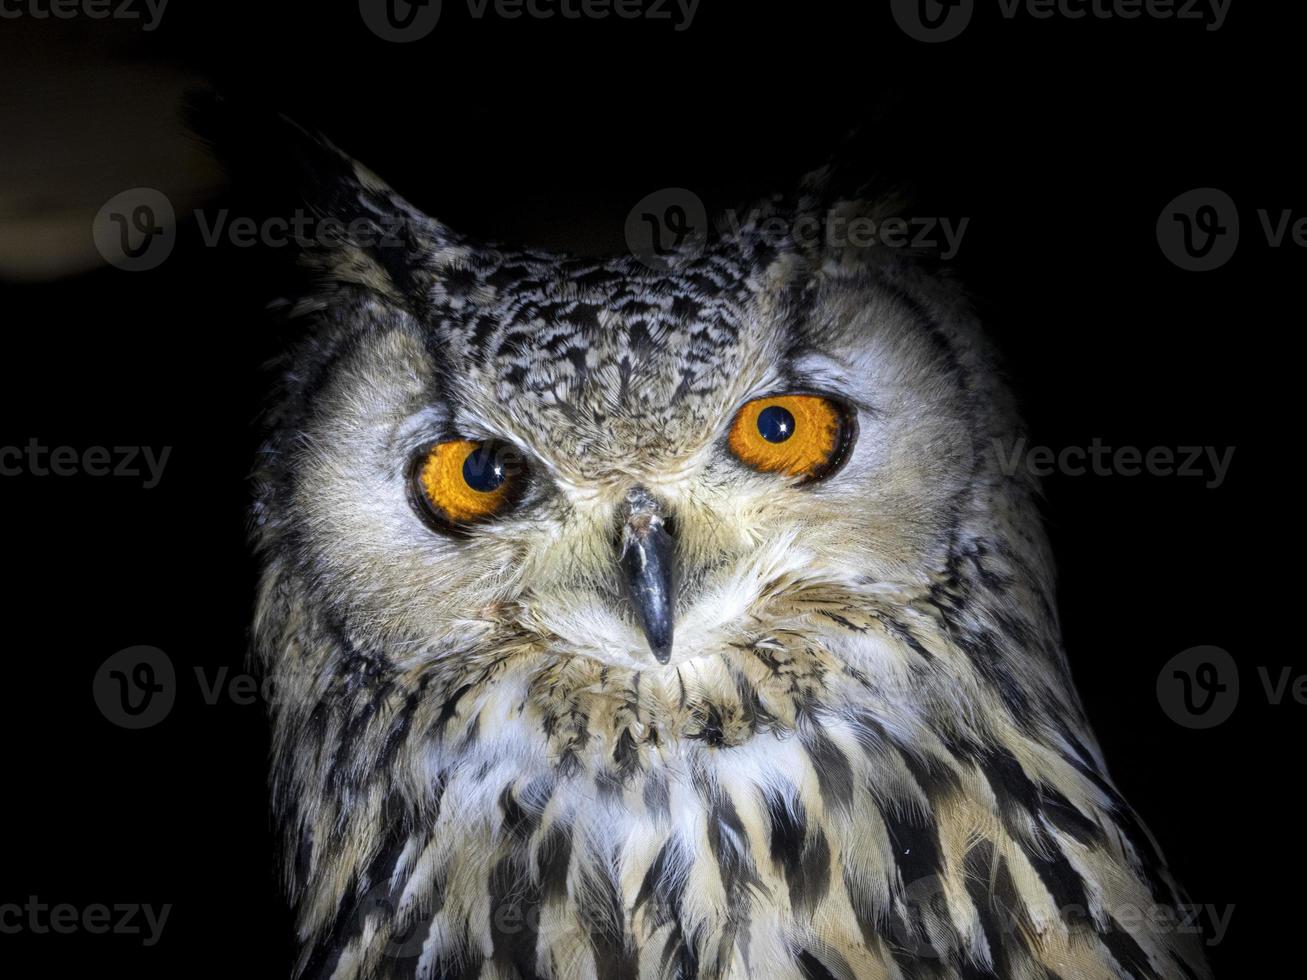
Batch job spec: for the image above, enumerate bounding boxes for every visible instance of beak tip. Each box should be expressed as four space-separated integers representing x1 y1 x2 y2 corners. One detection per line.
650 634 673 665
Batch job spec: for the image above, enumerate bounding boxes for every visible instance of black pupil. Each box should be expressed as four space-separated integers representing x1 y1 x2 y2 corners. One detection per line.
757 406 795 443
463 445 508 493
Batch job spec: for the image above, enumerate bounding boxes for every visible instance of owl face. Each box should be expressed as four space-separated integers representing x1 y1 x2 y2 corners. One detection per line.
274 226 983 673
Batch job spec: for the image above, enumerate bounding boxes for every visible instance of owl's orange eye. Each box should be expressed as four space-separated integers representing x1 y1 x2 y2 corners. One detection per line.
727 394 853 481
411 439 526 529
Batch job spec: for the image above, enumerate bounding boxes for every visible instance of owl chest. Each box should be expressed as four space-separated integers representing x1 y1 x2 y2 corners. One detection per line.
388 723 892 980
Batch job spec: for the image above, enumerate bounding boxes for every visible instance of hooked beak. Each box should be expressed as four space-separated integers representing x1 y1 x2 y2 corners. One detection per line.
618 487 676 664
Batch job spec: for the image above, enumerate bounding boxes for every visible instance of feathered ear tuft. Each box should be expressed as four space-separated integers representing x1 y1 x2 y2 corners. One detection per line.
184 89 462 305
720 124 954 273
792 128 925 269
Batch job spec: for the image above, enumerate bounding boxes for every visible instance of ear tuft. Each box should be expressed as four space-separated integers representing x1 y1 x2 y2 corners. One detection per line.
184 88 460 304
721 123 949 274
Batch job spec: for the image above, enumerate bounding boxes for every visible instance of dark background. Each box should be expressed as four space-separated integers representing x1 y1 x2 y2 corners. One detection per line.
0 1 1292 976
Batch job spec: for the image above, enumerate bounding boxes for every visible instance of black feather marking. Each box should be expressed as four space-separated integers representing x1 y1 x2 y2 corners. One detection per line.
1109 806 1175 906
297 894 349 980
578 862 638 980
1018 825 1090 925
763 786 831 915
385 683 425 760
299 792 419 980
595 768 626 799
878 612 936 662
661 926 701 980
796 949 840 980
688 700 728 747
428 942 484 980
888 943 950 980
1050 729 1171 905
817 609 867 634
883 803 945 888
847 713 962 808
499 782 546 841
707 792 764 902
764 787 804 875
490 848 545 980
1038 785 1104 848
733 671 775 733
1098 916 1162 980
643 772 671 821
537 822 572 904
633 838 684 925
432 683 473 740
961 840 1024 978
1169 949 1204 980
976 744 1041 834
898 745 963 805
801 727 855 812
612 727 641 777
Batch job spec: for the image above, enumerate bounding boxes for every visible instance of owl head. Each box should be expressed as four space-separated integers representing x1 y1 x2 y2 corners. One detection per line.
209 101 1216 980
224 104 1025 687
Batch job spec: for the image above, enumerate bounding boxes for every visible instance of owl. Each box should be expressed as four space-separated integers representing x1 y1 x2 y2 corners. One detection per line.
219 103 1210 980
